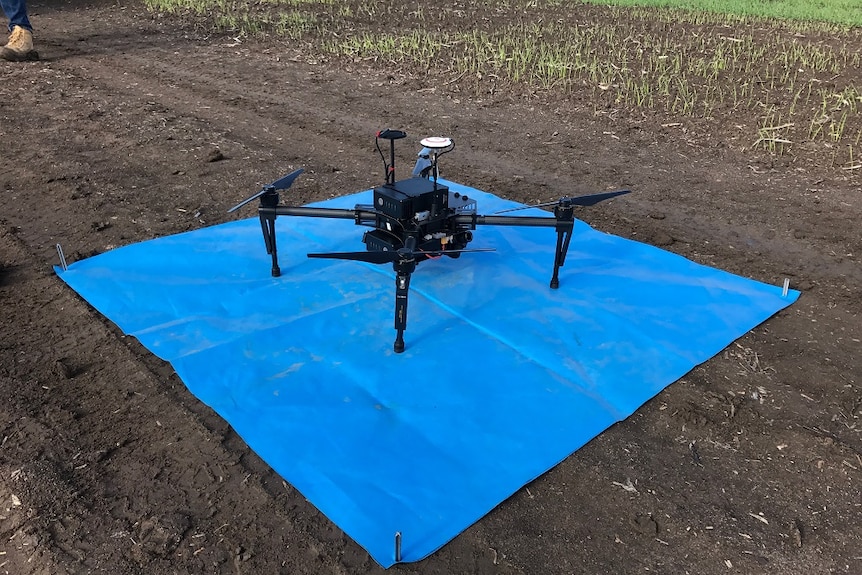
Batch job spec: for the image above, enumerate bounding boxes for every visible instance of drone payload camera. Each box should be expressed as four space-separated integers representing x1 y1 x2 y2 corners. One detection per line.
229 129 630 353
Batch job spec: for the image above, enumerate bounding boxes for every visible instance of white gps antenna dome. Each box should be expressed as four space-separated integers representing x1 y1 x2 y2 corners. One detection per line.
413 137 455 182
419 136 453 150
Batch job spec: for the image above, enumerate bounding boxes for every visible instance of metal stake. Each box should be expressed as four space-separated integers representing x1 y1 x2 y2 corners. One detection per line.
782 278 790 297
394 531 402 563
56 244 68 271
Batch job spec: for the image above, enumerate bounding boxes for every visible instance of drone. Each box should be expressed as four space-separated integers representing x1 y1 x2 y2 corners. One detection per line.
229 129 630 353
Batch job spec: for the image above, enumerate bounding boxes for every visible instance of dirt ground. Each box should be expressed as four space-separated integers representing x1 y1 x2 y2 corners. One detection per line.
1 1 860 574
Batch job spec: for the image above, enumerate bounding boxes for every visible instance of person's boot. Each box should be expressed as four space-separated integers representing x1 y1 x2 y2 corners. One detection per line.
1 25 39 62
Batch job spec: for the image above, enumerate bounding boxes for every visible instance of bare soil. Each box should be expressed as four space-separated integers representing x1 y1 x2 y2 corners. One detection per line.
1 1 860 574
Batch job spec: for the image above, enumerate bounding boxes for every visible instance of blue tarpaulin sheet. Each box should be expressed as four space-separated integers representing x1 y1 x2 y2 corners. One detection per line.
55 180 798 567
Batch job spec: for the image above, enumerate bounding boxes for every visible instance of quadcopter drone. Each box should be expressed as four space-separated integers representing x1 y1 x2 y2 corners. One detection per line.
229 129 630 353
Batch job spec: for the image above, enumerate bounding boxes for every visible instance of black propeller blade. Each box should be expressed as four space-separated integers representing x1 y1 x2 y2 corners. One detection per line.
493 188 630 214
307 247 495 264
227 168 304 213
308 250 400 264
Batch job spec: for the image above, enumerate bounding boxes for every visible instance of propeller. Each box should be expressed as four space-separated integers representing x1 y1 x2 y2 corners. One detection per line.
227 168 304 213
493 188 630 214
308 237 495 265
307 250 402 265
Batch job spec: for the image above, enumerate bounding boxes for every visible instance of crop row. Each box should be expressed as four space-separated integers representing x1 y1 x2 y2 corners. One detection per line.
144 0 862 169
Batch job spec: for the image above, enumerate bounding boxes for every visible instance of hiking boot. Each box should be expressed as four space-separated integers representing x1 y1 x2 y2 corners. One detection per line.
1 26 39 62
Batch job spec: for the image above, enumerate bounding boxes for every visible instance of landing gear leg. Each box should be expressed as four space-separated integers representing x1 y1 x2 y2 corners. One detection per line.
392 260 416 353
550 200 575 289
259 190 281 277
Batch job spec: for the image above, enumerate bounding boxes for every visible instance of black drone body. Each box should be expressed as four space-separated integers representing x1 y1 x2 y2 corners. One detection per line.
229 129 630 353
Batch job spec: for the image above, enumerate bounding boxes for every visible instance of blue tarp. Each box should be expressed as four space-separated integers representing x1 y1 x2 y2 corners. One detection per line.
55 180 798 567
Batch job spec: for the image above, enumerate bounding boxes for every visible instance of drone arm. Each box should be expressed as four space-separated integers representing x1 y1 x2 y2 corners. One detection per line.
455 213 576 289
271 206 364 219
454 214 563 228
250 206 364 277
265 205 383 228
255 205 402 276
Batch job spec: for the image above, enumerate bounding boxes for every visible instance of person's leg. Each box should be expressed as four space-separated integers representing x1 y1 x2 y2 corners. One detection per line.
0 0 32 32
0 0 37 61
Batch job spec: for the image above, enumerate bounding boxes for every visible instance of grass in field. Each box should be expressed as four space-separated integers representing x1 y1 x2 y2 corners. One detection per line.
579 0 862 28
143 0 862 169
